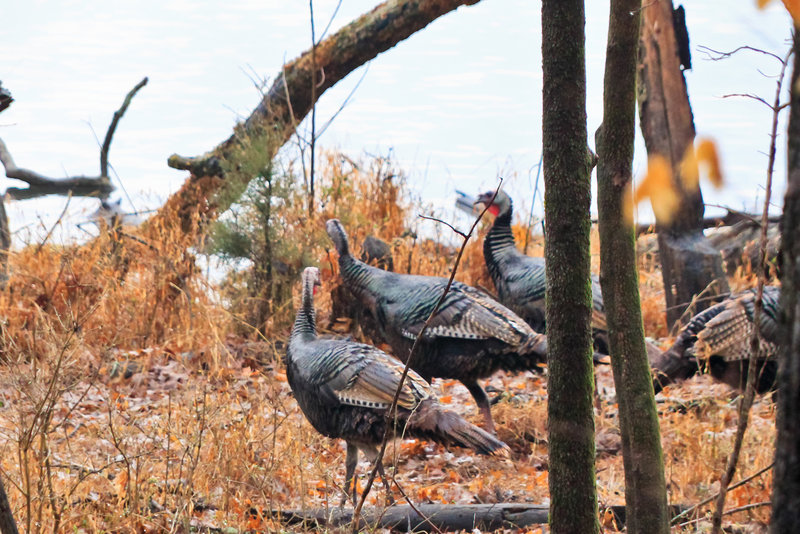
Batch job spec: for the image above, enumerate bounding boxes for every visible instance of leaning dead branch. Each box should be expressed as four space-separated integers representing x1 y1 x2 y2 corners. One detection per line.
160 0 482 237
0 77 147 200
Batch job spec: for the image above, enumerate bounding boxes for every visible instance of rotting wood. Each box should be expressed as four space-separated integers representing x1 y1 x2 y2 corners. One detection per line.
637 0 729 328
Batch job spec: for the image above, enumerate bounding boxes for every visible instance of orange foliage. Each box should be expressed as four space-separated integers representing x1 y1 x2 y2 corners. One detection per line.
0 149 773 532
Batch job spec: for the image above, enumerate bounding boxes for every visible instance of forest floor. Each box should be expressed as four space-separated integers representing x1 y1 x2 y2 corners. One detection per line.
0 296 775 533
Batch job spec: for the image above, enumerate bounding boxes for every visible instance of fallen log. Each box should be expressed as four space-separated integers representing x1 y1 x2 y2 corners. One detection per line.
268 503 688 532
271 503 548 532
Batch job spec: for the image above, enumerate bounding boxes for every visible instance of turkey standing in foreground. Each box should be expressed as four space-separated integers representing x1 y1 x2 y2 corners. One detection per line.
326 219 552 434
474 189 609 353
651 286 781 394
286 267 509 505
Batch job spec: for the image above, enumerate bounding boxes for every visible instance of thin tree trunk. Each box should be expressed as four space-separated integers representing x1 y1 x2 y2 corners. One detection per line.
596 1 670 533
637 1 728 328
155 0 480 245
771 29 800 534
542 1 598 532
0 196 9 285
0 475 19 534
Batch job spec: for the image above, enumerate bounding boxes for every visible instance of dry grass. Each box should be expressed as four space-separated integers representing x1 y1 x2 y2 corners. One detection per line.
0 152 775 532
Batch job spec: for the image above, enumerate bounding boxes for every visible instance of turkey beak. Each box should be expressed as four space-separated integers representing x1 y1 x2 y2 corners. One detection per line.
312 277 322 295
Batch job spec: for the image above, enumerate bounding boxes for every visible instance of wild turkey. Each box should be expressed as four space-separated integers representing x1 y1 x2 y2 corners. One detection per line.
286 267 509 505
474 190 609 353
326 219 554 433
651 286 780 393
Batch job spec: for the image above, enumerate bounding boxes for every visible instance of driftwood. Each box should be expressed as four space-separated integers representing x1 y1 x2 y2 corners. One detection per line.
0 77 147 201
269 503 687 532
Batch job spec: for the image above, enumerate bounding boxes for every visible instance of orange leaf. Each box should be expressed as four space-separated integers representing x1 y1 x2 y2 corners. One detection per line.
630 155 679 224
679 143 700 191
438 395 452 404
696 138 724 188
758 0 800 23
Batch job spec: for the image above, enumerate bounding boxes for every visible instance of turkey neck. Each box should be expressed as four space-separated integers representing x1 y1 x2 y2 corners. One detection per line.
291 278 317 343
483 200 517 279
337 252 390 302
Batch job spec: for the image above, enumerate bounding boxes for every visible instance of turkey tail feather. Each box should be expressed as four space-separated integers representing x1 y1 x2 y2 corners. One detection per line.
410 402 509 456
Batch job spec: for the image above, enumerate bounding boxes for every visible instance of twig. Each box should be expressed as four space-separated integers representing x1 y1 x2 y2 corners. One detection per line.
721 93 775 110
698 44 784 65
316 63 370 138
722 501 771 516
418 214 466 238
710 39 791 534
351 179 502 533
318 0 344 41
308 0 317 216
100 77 148 177
671 462 773 523
34 192 72 254
525 156 543 254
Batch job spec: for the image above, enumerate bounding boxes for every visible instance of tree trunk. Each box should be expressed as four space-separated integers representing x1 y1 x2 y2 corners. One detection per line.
596 1 669 532
771 29 800 534
542 1 598 533
152 0 480 247
637 1 728 329
0 476 19 534
0 196 9 285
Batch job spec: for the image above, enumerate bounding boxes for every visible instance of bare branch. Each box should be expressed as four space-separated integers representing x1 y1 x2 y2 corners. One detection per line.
698 44 785 65
0 80 145 201
418 214 466 238
721 93 774 110
318 0 344 41
316 63 370 138
100 77 148 177
0 137 113 199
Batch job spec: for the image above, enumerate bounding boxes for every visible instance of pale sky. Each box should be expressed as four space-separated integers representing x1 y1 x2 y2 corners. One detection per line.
1 0 793 245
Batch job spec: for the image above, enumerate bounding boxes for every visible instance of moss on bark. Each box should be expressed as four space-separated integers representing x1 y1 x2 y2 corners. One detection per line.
542 1 598 532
